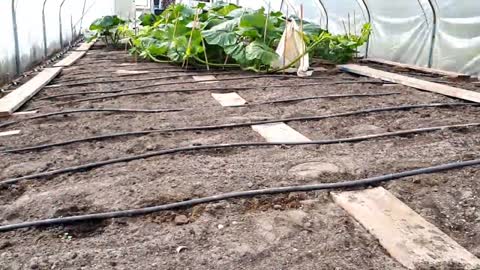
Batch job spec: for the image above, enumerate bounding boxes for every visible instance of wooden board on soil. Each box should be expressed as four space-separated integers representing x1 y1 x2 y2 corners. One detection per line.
0 130 21 137
192 75 218 83
364 58 469 78
54 51 87 67
211 92 247 107
339 64 480 103
0 67 62 116
332 187 480 269
252 123 311 143
75 41 95 51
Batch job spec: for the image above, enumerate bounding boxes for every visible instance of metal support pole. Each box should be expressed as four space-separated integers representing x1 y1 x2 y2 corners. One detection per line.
11 0 21 75
79 0 87 33
59 0 68 48
426 0 437 68
356 0 371 57
317 0 329 30
42 0 49 59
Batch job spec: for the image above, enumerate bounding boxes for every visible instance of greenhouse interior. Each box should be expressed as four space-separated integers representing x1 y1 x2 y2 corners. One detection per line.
0 0 480 269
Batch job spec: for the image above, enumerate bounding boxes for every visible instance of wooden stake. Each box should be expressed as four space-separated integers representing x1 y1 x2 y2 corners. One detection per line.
185 8 200 69
283 7 289 74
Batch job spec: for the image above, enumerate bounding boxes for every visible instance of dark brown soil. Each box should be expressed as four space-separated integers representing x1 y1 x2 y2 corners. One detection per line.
0 47 479 270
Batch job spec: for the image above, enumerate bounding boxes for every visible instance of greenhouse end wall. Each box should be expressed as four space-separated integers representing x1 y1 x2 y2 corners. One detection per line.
1 0 480 86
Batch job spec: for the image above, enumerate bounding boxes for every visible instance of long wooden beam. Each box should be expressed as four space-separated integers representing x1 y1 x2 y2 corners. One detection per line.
363 58 470 78
53 51 87 67
332 187 480 269
74 40 96 51
0 67 62 116
339 64 480 103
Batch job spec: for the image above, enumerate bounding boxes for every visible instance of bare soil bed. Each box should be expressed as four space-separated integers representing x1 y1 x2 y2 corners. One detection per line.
0 47 479 270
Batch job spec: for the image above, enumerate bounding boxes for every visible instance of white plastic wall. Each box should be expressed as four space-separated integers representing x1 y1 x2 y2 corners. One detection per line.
0 1 17 83
0 0 120 84
364 0 433 67
433 0 480 75
3 0 480 82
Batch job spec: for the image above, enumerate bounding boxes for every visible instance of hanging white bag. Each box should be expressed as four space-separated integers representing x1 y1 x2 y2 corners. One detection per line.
272 19 311 77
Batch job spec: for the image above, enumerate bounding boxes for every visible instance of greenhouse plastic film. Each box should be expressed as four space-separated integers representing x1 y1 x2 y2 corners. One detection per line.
433 0 480 76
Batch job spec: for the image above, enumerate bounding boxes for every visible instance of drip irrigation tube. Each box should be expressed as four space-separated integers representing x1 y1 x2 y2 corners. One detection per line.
62 66 191 77
1 158 480 232
1 93 399 130
38 82 382 101
38 80 385 104
0 108 183 129
45 74 327 89
53 70 247 84
2 103 476 154
1 122 479 185
55 68 215 83
252 92 400 105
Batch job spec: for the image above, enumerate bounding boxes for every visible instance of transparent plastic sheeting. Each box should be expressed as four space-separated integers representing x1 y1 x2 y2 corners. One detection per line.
0 0 119 83
230 0 480 77
2 0 480 82
434 0 480 76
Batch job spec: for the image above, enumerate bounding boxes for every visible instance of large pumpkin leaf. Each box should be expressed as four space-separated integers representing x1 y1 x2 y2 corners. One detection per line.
224 43 248 65
245 40 278 65
202 18 239 47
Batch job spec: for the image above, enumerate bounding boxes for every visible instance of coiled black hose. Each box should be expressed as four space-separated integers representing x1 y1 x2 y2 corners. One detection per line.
0 157 479 232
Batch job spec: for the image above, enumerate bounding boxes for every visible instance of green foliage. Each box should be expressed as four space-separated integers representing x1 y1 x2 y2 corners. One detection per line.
89 15 126 47
139 13 158 26
312 23 371 63
108 2 371 71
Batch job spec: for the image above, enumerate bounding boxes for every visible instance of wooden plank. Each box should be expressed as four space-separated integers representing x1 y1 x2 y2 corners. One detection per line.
365 58 469 78
211 93 247 107
332 187 480 269
192 75 218 83
0 130 21 137
252 123 311 143
339 64 480 103
0 67 62 116
53 51 86 67
74 41 95 51
12 110 38 116
115 69 150 76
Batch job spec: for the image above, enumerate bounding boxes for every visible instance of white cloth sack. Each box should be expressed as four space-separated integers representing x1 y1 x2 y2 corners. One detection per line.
272 20 311 77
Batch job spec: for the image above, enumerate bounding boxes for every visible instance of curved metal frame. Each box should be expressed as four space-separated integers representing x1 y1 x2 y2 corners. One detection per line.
11 0 21 75
425 0 437 68
356 0 371 57
79 0 87 33
42 0 49 58
317 0 329 30
59 0 68 48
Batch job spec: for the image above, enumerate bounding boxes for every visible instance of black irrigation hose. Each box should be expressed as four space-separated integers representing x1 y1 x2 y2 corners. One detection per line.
1 93 399 130
56 68 212 83
45 74 327 89
62 66 186 77
38 80 384 104
53 69 245 84
252 92 401 105
1 121 479 186
1 157 480 232
0 108 183 129
2 103 476 154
